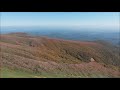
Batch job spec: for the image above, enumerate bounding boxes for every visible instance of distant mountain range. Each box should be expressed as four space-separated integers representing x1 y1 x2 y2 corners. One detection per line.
0 32 120 78
1 27 119 46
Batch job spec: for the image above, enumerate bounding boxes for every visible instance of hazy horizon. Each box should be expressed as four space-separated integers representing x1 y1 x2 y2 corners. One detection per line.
1 26 119 33
1 12 119 31
1 12 119 45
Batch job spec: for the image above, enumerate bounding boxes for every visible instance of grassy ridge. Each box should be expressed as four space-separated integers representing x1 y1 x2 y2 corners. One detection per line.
0 33 120 78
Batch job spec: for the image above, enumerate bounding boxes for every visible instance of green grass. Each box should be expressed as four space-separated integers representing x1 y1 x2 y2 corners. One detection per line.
0 67 84 78
1 68 46 78
0 67 112 78
0 67 73 78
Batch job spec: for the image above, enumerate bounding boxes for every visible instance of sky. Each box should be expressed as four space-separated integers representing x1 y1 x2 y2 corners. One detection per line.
1 12 119 29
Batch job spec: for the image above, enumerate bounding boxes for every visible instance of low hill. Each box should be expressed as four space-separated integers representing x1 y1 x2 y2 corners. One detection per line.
0 33 120 78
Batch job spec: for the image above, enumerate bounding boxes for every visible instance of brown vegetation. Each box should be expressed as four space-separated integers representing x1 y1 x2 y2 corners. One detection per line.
0 33 120 77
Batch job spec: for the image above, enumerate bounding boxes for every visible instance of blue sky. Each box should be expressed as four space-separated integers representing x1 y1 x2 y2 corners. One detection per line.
1 12 119 29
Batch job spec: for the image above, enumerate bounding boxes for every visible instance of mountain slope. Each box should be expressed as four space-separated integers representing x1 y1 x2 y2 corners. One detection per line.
0 33 120 78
